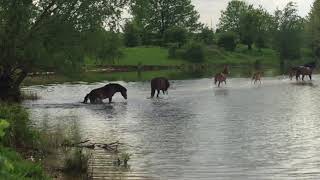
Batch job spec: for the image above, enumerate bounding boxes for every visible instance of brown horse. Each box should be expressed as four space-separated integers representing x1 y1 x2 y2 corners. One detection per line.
252 71 262 84
83 83 127 104
151 77 170 98
288 67 299 80
214 65 229 87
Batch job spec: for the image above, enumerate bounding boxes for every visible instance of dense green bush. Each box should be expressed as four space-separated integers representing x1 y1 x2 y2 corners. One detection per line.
0 147 49 179
0 103 37 148
218 32 237 51
182 42 205 63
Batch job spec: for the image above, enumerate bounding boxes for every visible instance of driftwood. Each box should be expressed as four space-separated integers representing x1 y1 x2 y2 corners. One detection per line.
62 140 125 152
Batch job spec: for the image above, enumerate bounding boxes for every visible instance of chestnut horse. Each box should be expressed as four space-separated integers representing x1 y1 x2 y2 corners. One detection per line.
83 83 127 104
151 77 170 98
214 65 229 87
252 71 262 84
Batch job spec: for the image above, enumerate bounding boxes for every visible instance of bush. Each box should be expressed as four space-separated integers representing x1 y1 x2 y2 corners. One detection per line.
0 147 49 179
182 42 205 63
0 103 37 147
218 32 237 51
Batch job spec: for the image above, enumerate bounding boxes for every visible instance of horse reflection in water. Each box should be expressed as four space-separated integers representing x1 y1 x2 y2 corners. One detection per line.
83 83 127 104
151 77 170 98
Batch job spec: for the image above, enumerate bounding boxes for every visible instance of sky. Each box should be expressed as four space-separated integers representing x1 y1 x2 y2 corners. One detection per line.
192 0 314 28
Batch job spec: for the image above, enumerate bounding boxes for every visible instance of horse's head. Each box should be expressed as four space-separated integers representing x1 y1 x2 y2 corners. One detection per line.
119 86 127 100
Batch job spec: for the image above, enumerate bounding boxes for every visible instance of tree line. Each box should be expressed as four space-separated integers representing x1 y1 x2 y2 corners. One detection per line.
1 0 320 100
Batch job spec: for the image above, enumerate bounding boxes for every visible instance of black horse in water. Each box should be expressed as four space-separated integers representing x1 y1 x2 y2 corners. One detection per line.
151 77 170 98
83 83 127 104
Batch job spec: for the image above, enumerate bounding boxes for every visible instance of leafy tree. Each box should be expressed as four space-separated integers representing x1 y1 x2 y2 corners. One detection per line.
218 32 237 51
239 6 259 50
273 2 304 70
164 27 188 47
198 27 215 45
0 0 128 101
218 0 248 36
123 21 142 47
307 0 320 59
131 0 202 37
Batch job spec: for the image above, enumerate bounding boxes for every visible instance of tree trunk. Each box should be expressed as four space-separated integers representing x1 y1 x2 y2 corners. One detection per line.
0 70 28 102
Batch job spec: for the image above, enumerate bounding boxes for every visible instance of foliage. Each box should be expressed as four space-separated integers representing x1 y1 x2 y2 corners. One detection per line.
0 103 37 147
0 147 49 180
83 29 123 65
307 0 320 59
123 21 142 47
218 0 248 35
131 0 202 37
182 42 205 63
198 27 215 45
218 32 237 51
0 0 128 100
0 120 9 140
164 27 188 47
273 2 304 61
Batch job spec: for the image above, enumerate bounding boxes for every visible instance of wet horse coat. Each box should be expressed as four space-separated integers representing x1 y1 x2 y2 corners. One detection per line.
151 77 170 98
83 83 127 104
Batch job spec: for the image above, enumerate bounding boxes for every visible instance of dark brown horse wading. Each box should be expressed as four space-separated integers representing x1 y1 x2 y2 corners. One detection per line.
151 77 170 98
214 65 229 87
83 83 127 104
292 62 316 81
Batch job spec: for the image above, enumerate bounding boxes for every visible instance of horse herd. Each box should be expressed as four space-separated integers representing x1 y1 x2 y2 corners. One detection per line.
83 62 317 104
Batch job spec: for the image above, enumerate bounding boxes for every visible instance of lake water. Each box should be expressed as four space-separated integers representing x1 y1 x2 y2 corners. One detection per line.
23 75 320 179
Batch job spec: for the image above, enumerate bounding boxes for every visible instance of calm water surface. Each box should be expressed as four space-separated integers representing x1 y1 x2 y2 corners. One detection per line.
23 76 320 179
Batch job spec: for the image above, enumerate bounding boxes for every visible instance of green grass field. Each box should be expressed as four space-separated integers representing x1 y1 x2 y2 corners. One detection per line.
86 45 282 67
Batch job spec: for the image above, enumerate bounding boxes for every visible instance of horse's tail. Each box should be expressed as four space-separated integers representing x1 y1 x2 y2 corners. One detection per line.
83 94 90 103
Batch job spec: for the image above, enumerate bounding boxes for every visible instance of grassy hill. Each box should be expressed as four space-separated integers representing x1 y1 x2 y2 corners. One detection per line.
86 45 282 67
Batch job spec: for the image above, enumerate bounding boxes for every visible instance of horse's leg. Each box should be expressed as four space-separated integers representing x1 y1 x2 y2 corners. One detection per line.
157 90 160 98
151 88 155 98
109 97 112 103
302 75 305 81
162 90 165 94
218 81 221 87
309 74 312 80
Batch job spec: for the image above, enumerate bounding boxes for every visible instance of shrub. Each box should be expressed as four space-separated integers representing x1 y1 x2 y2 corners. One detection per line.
0 147 48 179
218 32 237 51
0 103 37 147
182 42 205 63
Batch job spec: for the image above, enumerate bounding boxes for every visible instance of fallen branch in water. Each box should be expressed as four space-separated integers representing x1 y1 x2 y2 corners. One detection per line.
62 140 124 152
